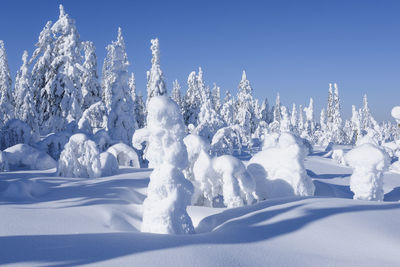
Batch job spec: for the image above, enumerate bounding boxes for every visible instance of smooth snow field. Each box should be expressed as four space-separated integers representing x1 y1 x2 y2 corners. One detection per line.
1 153 400 267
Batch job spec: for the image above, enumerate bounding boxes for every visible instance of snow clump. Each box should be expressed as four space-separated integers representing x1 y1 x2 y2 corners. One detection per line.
133 96 194 235
107 143 140 168
3 144 56 170
346 142 390 201
99 152 119 176
57 133 102 178
248 132 315 199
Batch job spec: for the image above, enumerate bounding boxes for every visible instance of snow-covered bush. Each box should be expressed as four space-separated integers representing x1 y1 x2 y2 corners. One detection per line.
212 155 257 208
133 96 194 235
99 152 119 176
345 142 389 201
37 130 73 160
210 125 243 156
93 129 114 152
78 101 107 134
0 119 34 150
57 133 101 178
191 150 217 206
247 132 315 199
3 144 56 170
0 150 9 171
107 143 140 168
183 134 210 181
332 149 347 166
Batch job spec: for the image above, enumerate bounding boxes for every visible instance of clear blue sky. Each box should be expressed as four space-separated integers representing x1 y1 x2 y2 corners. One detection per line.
1 0 399 121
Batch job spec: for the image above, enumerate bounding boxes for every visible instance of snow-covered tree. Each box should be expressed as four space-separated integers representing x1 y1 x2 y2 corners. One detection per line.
350 105 362 143
220 91 234 126
196 92 225 142
235 71 257 134
303 98 315 137
102 27 137 144
273 93 281 123
171 79 183 110
0 40 13 126
183 70 202 126
211 83 221 112
81 41 101 110
13 51 39 136
259 97 271 124
280 106 290 132
129 72 145 128
290 103 298 132
146 38 166 104
132 96 194 234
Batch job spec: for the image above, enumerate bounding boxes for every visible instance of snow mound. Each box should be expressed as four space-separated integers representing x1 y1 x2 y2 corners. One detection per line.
99 152 119 176
137 96 194 234
2 180 47 200
183 134 210 181
0 119 34 150
346 143 390 201
332 149 347 166
57 133 102 178
3 144 56 170
37 130 72 160
93 130 114 152
106 143 140 168
212 155 257 208
248 132 315 199
0 150 9 171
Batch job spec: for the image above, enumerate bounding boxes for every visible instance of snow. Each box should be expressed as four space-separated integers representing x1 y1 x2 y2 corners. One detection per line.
3 144 56 170
136 96 194 234
392 106 400 122
346 142 390 201
99 152 119 177
248 132 315 199
0 119 34 150
107 143 140 168
57 133 102 178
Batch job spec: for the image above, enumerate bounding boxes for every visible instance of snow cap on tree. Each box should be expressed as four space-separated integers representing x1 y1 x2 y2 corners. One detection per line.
146 38 166 104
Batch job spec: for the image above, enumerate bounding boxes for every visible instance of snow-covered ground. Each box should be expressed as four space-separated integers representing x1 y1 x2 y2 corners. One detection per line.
1 150 400 267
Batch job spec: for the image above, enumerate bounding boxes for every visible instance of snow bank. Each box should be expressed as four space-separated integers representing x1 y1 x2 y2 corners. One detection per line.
57 133 102 178
212 155 257 208
2 180 47 200
134 96 194 234
247 132 315 199
0 119 35 150
346 143 389 201
107 143 140 168
0 150 9 171
99 152 119 176
3 144 56 170
332 149 347 166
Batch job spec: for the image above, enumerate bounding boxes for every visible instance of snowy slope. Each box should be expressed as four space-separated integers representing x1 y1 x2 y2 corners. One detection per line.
1 155 400 266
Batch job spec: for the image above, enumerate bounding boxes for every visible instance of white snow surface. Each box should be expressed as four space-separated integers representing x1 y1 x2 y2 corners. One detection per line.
3 144 56 170
1 155 400 266
106 143 140 168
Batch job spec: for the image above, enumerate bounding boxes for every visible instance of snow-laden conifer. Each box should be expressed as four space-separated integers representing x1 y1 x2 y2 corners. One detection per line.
146 38 166 104
0 40 13 126
81 41 101 110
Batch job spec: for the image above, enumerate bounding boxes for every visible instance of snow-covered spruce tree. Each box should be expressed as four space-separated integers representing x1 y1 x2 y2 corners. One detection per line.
259 97 271 124
81 41 101 111
235 70 258 146
132 96 194 234
303 98 315 138
13 51 39 137
350 105 362 144
273 92 281 123
171 79 183 110
102 27 137 144
290 103 298 134
220 91 235 126
325 83 345 144
29 21 54 131
0 40 13 126
146 38 167 106
211 83 221 112
38 5 84 133
183 70 201 126
129 72 145 129
345 138 389 201
280 106 291 132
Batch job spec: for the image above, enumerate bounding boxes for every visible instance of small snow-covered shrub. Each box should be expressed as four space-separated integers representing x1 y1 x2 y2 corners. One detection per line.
78 101 107 134
248 132 315 199
99 152 119 176
332 149 347 166
3 144 56 170
0 119 34 150
212 155 257 208
57 133 101 178
183 134 210 181
133 96 194 235
345 143 389 201
107 143 140 168
0 150 9 171
210 125 243 156
37 130 72 160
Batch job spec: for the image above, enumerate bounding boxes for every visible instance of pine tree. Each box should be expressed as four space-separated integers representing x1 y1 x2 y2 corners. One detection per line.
14 51 39 135
0 40 13 126
183 70 201 126
146 38 166 104
280 106 290 132
102 27 137 144
171 79 182 109
303 98 315 136
235 71 258 135
259 97 271 124
211 83 221 112
81 41 101 110
290 103 298 133
129 72 145 128
273 93 281 123
350 105 361 143
220 91 234 126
